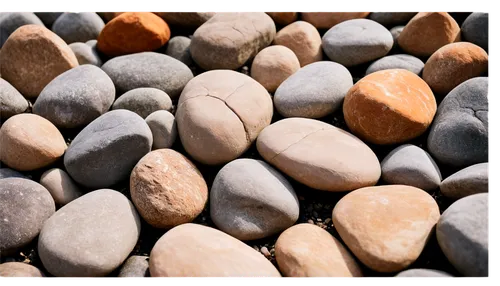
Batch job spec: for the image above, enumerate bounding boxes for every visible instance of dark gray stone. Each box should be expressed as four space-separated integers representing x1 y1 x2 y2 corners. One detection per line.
437 193 488 277
390 25 404 50
118 255 149 277
69 42 102 66
33 65 115 129
145 110 177 149
0 178 55 255
461 13 488 52
101 52 194 99
112 87 172 119
0 168 27 179
38 189 141 277
395 268 453 277
369 12 417 27
322 19 393 67
0 78 28 120
210 158 299 241
274 61 353 118
366 54 424 75
427 77 488 168
64 109 152 189
0 12 44 48
51 12 104 44
440 163 488 200
165 36 193 66
34 12 63 29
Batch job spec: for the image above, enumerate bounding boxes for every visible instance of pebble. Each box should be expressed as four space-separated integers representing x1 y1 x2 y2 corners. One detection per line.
101 51 193 98
436 193 488 277
0 77 28 120
322 19 393 67
273 21 322 67
302 12 370 29
390 26 404 44
154 12 215 28
190 12 276 70
69 42 102 66
165 36 193 66
97 12 170 57
260 247 271 257
52 12 105 44
210 159 299 240
33 64 115 129
34 12 63 28
343 69 436 145
112 87 172 118
365 54 424 75
440 163 488 200
398 12 460 57
333 185 440 273
118 256 149 277
369 12 417 27
427 77 488 168
38 189 141 277
0 178 55 255
0 168 27 179
0 24 78 98
250 45 300 93
395 268 452 277
381 144 442 191
98 12 124 22
0 114 67 171
274 61 352 118
0 262 45 277
145 110 177 149
130 149 208 228
176 70 273 165
423 42 488 96
0 12 44 48
461 13 488 52
40 168 82 206
266 12 298 25
257 118 380 192
64 109 152 189
149 223 281 277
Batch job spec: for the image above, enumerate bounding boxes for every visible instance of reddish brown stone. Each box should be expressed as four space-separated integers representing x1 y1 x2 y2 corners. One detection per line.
301 12 370 29
266 12 298 25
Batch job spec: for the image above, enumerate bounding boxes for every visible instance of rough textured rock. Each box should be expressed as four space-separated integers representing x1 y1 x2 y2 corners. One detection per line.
343 69 437 145
101 52 193 98
0 178 55 255
250 45 300 93
423 42 488 96
64 110 152 189
0 168 27 179
273 21 322 67
0 12 44 48
38 189 141 277
427 77 488 168
440 163 488 200
154 12 215 28
366 54 424 75
165 36 192 66
369 12 417 27
395 268 453 277
97 12 170 57
333 185 440 273
177 70 273 165
118 256 150 277
461 13 488 52
274 61 353 118
210 159 299 240
398 12 460 57
69 42 102 66
145 110 177 149
149 223 281 277
266 12 298 26
130 149 208 228
190 12 276 70
302 12 370 29
0 262 45 277
0 77 28 120
322 19 393 67
52 12 105 44
33 64 115 129
436 193 488 277
112 87 172 118
0 114 67 171
34 12 63 28
0 24 78 98
40 168 81 206
381 144 442 191
257 118 380 192
275 223 363 277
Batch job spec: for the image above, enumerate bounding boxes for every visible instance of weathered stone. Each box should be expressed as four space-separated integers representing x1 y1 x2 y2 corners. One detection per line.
112 87 172 118
118 255 149 277
273 21 322 67
266 12 298 26
302 12 370 29
0 77 28 120
69 42 102 66
0 12 44 48
165 36 192 66
40 168 81 206
366 54 424 75
52 12 105 44
461 13 488 52
395 268 453 277
154 12 215 28
369 12 417 27
0 262 45 277
440 163 488 200
145 110 177 149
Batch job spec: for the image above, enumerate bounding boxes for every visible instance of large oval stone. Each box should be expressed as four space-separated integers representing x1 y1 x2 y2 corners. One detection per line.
461 13 488 52
52 12 104 44
365 54 424 75
440 163 488 200
273 21 322 67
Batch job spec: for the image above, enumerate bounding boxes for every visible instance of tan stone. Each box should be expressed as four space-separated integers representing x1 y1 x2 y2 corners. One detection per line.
332 185 440 273
0 262 44 277
154 12 215 28
275 223 363 277
273 21 322 67
256 118 380 192
301 12 370 29
0 114 67 171
423 42 488 96
266 12 298 25
40 168 81 206
149 223 281 277
130 149 208 228
0 25 78 98
343 69 437 145
398 12 460 57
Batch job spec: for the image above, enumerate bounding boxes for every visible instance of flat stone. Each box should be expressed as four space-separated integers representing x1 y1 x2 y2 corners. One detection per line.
0 12 44 48
154 12 215 28
34 12 63 28
273 21 322 67
366 54 424 75
69 42 102 66
266 12 298 26
302 12 370 29
461 13 488 52
40 168 82 206
112 87 172 118
395 268 453 277
0 77 28 120
52 12 104 44
0 168 27 179
0 262 45 277
118 255 149 277
369 12 417 27
165 36 192 66
440 163 488 200
145 110 177 149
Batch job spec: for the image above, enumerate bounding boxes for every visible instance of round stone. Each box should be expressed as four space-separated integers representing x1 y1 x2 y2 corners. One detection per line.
366 54 424 75
369 12 417 27
395 268 453 277
69 42 102 66
34 12 63 28
440 163 488 200
154 12 215 28
145 110 177 149
40 168 81 206
0 168 27 179
461 13 488 52
165 36 192 66
266 12 298 25
0 12 44 48
0 262 45 277
273 21 322 67
52 12 105 44
118 255 149 277
112 87 172 118
302 12 370 29
0 77 28 120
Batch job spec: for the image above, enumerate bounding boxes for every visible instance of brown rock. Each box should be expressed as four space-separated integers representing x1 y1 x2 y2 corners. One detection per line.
177 70 273 165
398 12 460 57
40 168 81 206
273 21 322 67
0 262 45 277
130 149 208 228
149 223 281 277
251 45 300 93
301 12 370 29
0 114 67 171
275 223 363 277
0 25 78 98
256 118 380 192
97 12 171 57
333 185 440 273
423 42 488 96
266 12 298 25
154 12 215 28
343 69 437 145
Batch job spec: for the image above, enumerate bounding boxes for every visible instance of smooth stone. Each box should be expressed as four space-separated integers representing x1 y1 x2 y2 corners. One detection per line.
0 77 28 120
369 12 417 26
34 12 63 28
301 12 370 29
112 87 172 118
440 163 488 200
69 42 102 66
461 13 488 52
366 54 424 75
395 268 453 277
86 39 97 46
390 26 405 44
40 168 81 206
0 168 27 179
52 12 105 44
266 12 298 26
165 36 193 66
0 262 45 277
118 256 150 277
98 12 124 22
0 12 44 48
154 12 215 28
145 110 177 149
273 21 323 67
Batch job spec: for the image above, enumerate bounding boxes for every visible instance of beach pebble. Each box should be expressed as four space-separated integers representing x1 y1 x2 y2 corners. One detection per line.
266 12 298 25
145 110 177 149
440 163 488 200
165 36 193 66
98 12 124 23
369 12 417 27
302 12 370 29
461 13 488 52
34 12 63 28
52 12 105 44
273 21 322 67
112 87 172 118
40 168 81 206
395 268 452 277
154 12 215 28
0 262 45 277
69 42 102 66
0 12 44 48
366 54 424 75
0 168 27 179
118 256 149 277
0 77 28 120
390 26 404 44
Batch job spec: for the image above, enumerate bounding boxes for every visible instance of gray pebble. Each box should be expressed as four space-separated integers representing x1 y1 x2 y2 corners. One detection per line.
461 13 488 52
85 39 97 47
52 12 104 44
145 110 177 149
118 255 149 277
112 87 172 118
0 78 28 120
40 168 82 206
34 12 63 29
0 168 27 179
390 26 405 50
440 163 488 200
366 54 424 75
395 268 453 277
0 12 44 48
165 36 193 66
69 42 102 66
369 12 417 27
